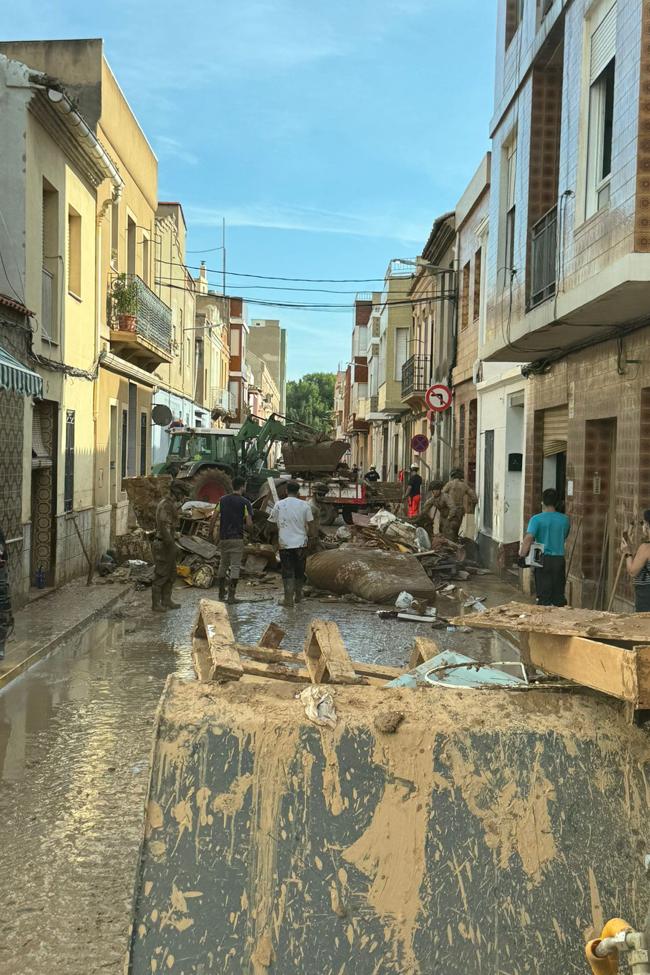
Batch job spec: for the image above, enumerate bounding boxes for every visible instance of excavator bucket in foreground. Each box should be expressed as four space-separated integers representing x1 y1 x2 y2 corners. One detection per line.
127 677 650 975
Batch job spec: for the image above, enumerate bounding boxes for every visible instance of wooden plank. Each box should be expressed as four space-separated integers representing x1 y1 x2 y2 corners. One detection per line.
238 642 400 681
303 620 366 685
260 623 286 649
634 646 650 708
450 601 650 643
409 637 440 670
528 632 640 704
194 598 243 682
241 660 310 684
192 637 213 682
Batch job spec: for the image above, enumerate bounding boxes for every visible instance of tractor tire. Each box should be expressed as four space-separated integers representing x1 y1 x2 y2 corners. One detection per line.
341 508 354 525
318 504 337 527
187 469 233 504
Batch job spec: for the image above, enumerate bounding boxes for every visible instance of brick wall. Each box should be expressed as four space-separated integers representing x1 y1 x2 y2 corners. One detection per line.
524 325 650 609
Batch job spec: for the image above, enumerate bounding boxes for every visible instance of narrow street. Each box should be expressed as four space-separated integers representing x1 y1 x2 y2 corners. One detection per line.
0 577 519 975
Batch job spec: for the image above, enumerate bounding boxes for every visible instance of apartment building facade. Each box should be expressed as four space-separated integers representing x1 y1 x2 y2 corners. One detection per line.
484 0 650 606
248 319 287 414
0 51 121 600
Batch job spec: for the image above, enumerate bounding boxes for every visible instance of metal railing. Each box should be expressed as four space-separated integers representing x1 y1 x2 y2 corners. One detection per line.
529 205 557 308
211 387 236 414
109 273 172 352
42 267 55 339
401 354 430 398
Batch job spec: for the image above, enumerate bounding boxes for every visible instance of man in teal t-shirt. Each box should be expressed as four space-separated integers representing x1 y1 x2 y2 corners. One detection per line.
519 488 570 607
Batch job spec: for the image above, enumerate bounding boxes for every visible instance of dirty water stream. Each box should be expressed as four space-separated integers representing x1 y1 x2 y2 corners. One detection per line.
0 579 518 974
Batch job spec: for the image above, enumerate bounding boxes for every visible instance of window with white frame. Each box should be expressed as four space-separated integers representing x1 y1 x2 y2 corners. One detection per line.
394 327 409 381
502 135 517 286
586 2 616 218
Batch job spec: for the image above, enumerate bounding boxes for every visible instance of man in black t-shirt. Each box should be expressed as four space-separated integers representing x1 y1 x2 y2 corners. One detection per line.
364 466 380 483
405 465 423 517
217 476 253 603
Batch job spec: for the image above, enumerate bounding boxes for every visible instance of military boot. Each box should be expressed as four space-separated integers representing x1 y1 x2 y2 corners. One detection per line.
151 587 166 613
162 583 181 610
218 577 227 601
279 578 295 608
226 579 238 605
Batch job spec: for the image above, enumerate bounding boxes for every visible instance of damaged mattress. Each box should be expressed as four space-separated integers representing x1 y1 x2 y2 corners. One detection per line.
306 547 436 603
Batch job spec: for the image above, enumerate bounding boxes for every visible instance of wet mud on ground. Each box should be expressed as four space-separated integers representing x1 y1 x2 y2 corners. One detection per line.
0 573 520 974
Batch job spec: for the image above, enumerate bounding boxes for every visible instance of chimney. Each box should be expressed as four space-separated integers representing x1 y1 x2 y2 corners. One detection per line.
197 260 208 294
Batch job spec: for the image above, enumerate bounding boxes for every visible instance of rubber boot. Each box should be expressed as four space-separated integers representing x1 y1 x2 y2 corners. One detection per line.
162 582 181 610
151 586 166 613
279 578 295 608
218 577 227 601
295 579 304 604
226 579 238 605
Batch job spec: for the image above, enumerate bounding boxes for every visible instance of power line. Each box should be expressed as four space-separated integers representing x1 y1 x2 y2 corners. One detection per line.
156 256 395 284
155 275 398 295
155 279 455 311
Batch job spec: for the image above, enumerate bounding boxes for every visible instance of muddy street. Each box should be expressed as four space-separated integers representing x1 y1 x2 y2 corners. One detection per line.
0 577 518 975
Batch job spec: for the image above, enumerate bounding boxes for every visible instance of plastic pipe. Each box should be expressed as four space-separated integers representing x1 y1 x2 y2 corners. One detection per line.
586 919 632 974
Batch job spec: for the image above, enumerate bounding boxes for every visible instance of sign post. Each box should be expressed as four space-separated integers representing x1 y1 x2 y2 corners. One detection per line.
411 434 429 454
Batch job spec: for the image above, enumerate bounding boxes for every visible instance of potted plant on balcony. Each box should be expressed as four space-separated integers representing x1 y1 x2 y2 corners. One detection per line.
113 273 138 332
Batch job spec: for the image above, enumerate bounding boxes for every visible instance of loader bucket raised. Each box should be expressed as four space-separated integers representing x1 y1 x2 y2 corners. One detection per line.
281 439 349 476
127 678 650 975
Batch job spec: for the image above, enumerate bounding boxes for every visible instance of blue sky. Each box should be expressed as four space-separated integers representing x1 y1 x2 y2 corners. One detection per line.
4 0 497 379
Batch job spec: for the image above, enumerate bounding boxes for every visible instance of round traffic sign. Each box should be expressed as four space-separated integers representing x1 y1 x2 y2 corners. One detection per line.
411 434 429 454
425 383 452 413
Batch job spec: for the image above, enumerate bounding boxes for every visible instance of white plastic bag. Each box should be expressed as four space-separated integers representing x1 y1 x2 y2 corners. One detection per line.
395 591 415 611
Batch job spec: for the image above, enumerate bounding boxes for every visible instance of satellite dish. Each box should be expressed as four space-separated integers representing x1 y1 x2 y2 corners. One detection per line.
152 404 173 427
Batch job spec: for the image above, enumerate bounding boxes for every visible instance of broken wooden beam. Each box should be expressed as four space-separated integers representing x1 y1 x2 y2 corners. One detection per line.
409 637 441 670
450 602 650 644
528 632 650 708
260 623 286 649
193 598 243 682
303 620 367 685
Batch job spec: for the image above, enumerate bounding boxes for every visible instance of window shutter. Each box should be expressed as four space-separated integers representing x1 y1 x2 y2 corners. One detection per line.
590 3 616 83
543 405 568 457
395 328 408 381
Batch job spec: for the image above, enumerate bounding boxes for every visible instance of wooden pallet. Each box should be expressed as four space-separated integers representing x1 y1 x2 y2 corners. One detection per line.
191 599 407 687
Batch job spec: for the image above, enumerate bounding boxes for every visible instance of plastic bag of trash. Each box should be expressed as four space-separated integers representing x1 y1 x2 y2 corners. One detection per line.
395 591 416 611
298 686 337 728
370 510 397 531
336 525 352 542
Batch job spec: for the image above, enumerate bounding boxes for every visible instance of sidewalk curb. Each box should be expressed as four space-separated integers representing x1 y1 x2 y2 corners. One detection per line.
0 584 134 692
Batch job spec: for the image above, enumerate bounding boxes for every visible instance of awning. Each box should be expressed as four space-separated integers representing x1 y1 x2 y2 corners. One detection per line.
0 345 42 398
543 405 568 457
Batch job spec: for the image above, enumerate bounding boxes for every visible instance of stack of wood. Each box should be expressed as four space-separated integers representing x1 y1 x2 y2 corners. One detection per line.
452 601 650 717
192 598 406 686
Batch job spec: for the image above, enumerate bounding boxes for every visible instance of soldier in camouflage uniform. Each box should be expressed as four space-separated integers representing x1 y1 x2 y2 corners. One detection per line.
152 480 190 613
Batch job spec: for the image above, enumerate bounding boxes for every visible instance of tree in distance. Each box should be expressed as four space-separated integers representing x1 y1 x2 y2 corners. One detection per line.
286 372 335 433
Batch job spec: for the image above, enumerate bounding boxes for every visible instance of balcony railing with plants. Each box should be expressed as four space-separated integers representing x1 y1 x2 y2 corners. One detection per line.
529 205 557 309
109 273 172 353
211 387 236 414
401 354 430 399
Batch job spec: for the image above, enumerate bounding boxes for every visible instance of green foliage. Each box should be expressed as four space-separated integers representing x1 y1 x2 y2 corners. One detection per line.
113 273 138 316
286 372 336 433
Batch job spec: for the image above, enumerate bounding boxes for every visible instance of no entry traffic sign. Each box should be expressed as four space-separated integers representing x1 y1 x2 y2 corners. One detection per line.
411 434 429 454
425 383 452 413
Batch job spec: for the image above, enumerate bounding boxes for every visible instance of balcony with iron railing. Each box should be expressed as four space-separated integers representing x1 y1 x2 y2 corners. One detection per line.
529 205 557 309
108 273 173 371
401 354 430 401
211 386 236 417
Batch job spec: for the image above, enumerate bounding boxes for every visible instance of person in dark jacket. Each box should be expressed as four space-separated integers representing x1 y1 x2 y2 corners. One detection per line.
0 529 14 660
622 510 650 612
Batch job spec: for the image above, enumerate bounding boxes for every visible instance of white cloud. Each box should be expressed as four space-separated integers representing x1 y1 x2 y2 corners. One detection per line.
185 202 427 245
154 135 198 166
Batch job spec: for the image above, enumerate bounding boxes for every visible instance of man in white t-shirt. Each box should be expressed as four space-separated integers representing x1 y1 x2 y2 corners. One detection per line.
267 480 314 607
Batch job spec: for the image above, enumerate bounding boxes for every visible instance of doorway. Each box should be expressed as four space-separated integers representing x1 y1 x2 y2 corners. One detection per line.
30 400 57 587
483 429 494 534
109 403 118 504
582 418 617 607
